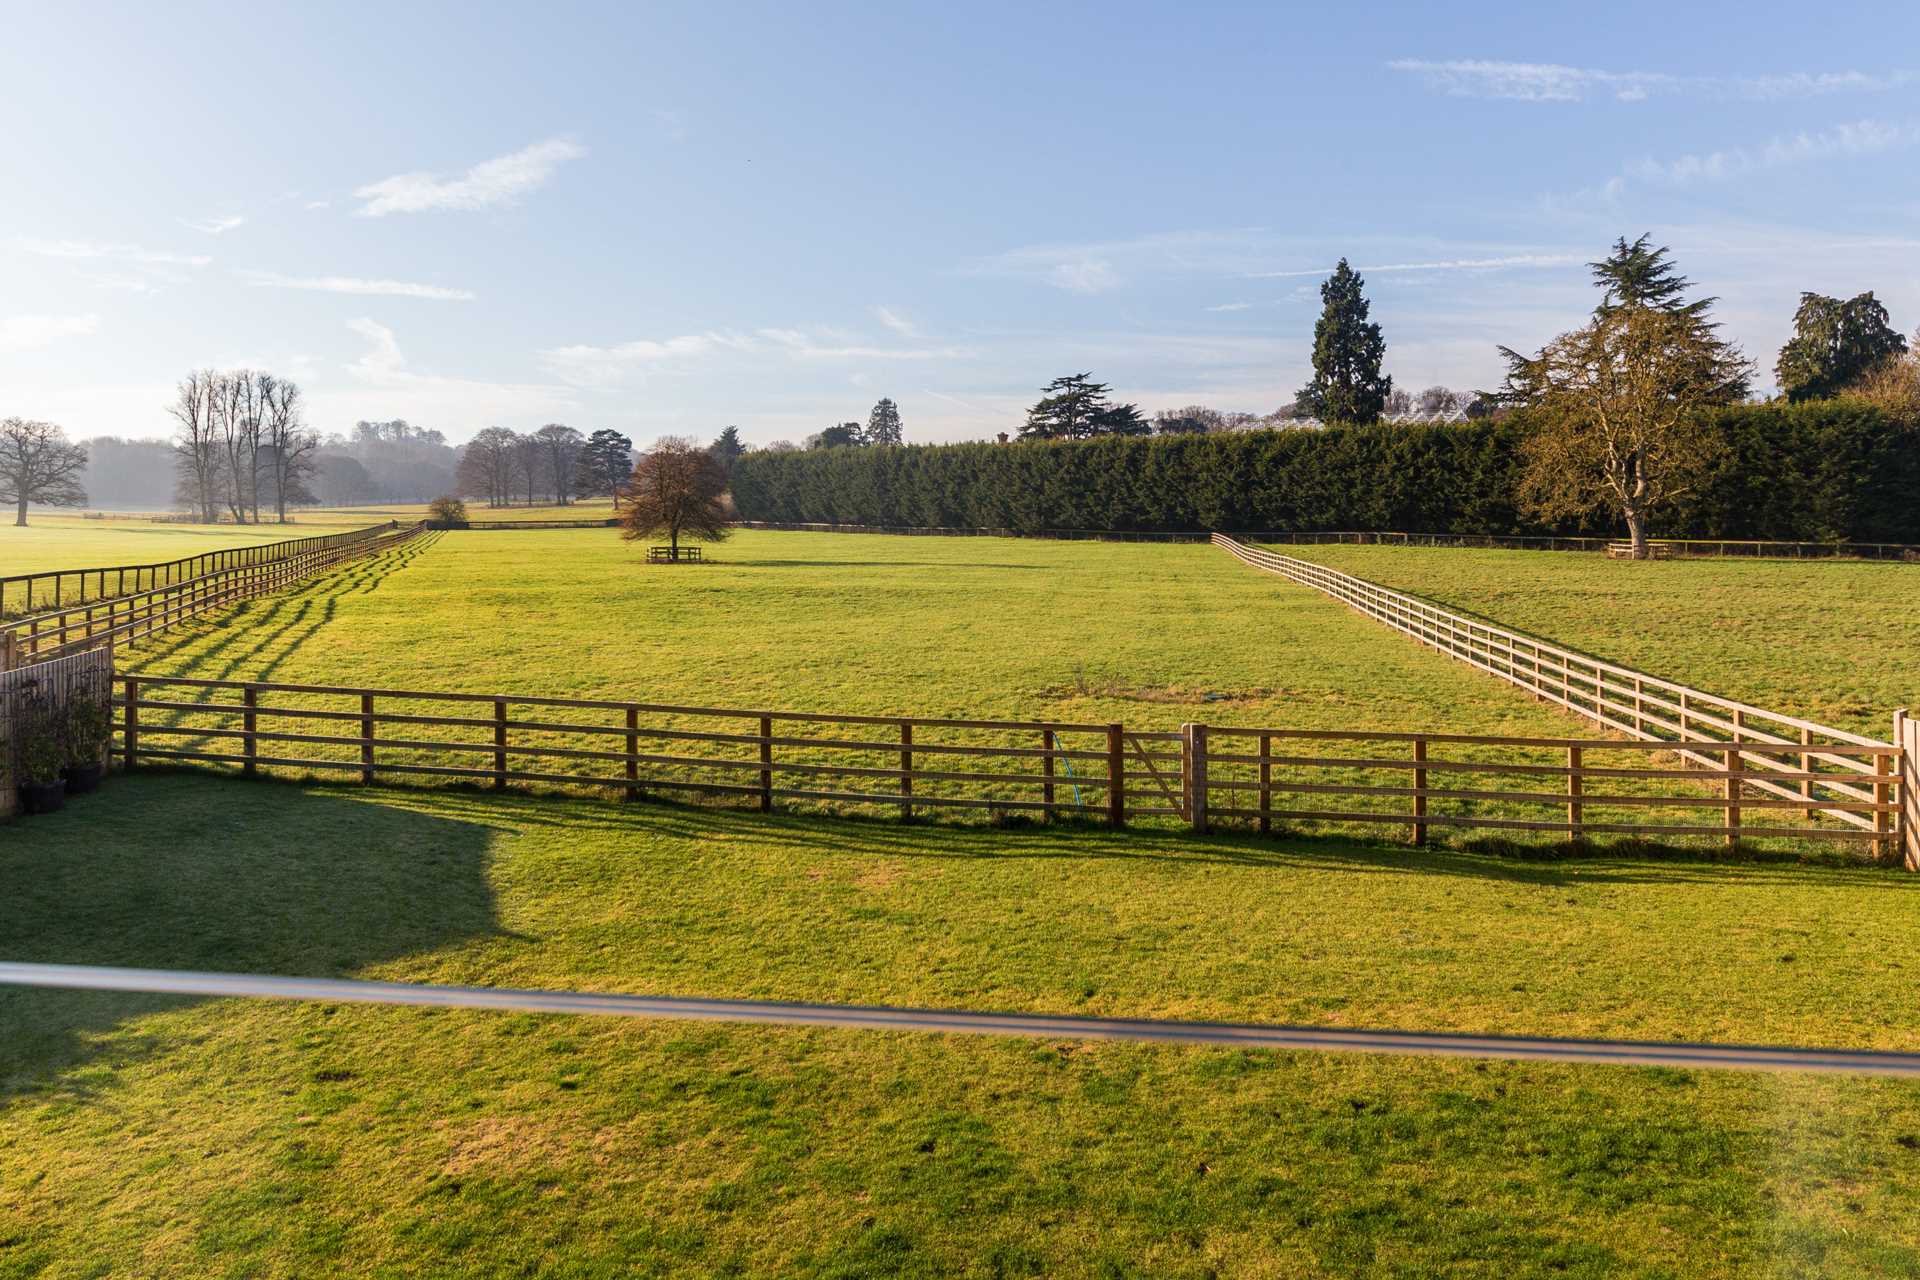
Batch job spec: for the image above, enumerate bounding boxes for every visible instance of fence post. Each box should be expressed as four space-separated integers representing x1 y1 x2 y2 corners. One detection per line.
1875 743 1895 864
360 694 375 784
492 699 508 788
1106 723 1125 827
1799 726 1814 816
1632 676 1644 736
123 676 139 770
625 706 639 799
900 722 914 820
0 631 14 672
1898 709 1919 872
1411 736 1427 846
243 685 258 777
1260 731 1273 836
1724 744 1742 849
1041 729 1054 810
1187 723 1209 834
759 715 774 813
1567 745 1582 844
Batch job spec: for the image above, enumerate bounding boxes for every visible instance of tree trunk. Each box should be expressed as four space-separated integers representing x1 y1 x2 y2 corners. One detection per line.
1624 505 1648 560
14 495 27 526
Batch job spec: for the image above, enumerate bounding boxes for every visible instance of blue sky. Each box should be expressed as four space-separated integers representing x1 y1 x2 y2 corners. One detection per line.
4 1 1917 446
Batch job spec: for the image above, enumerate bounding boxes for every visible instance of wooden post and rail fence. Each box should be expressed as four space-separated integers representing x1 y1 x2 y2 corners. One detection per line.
1210 533 1904 851
0 521 403 620
0 523 431 665
89 675 1913 864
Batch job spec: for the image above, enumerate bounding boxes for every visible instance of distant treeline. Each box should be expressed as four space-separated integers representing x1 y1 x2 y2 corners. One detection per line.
729 402 1920 542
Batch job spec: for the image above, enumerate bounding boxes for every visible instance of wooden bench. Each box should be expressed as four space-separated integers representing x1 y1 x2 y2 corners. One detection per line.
647 546 703 564
1606 541 1672 560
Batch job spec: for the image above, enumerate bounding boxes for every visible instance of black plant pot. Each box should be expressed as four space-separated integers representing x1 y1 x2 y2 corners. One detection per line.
19 779 67 815
63 762 104 795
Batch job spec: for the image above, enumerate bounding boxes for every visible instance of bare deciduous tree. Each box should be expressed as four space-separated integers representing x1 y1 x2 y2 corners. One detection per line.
260 375 317 522
618 436 731 557
0 418 89 526
1517 307 1752 558
456 427 521 508
169 370 224 522
534 423 584 505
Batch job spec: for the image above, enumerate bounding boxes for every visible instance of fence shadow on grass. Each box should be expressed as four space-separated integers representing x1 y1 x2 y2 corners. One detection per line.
0 773 501 1101
337 776 1909 894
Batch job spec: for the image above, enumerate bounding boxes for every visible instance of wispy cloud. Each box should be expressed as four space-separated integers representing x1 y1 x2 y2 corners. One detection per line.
182 214 247 234
1628 118 1920 184
962 229 1274 293
1204 301 1257 312
241 270 477 301
15 238 211 267
757 328 974 360
354 137 587 217
874 305 920 337
539 332 749 387
0 313 100 351
339 318 577 423
1389 59 1919 103
1248 253 1586 280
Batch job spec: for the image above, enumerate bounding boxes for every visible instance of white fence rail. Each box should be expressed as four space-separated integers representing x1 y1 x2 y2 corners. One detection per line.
1212 534 1899 843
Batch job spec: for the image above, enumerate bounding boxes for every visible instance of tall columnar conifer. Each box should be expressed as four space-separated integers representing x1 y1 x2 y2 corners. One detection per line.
1296 260 1391 424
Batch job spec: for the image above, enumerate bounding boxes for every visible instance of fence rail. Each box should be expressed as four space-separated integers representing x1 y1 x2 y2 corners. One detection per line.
1212 534 1898 838
1178 724 1900 858
106 674 1907 859
115 676 1156 823
2 524 432 665
728 522 1920 559
0 521 401 620
1250 530 1920 560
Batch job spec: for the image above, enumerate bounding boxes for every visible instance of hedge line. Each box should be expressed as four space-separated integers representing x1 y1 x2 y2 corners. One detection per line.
729 402 1920 541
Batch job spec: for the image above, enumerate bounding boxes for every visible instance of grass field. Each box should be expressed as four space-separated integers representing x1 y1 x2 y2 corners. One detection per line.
1274 543 1920 739
0 512 388 579
118 528 1638 739
8 528 1920 1275
5 774 1920 1277
0 502 614 579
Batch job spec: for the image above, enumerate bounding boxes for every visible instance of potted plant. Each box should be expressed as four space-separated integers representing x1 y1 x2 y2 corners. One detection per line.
62 690 111 795
13 700 67 815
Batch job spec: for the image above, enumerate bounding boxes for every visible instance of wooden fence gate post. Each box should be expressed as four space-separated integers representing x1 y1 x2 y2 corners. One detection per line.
360 694 375 785
900 722 914 820
123 676 139 770
493 699 507 789
1898 709 1919 872
243 686 258 777
1410 736 1427 846
1105 724 1125 827
759 715 774 813
1186 722 1209 834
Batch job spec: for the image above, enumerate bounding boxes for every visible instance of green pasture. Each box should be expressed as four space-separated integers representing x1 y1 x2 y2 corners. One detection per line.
4 773 1918 1277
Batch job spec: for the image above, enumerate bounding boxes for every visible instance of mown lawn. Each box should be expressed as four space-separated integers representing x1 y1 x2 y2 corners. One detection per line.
126 528 1593 739
4 773 1920 1277
0 511 391 579
1273 543 1920 740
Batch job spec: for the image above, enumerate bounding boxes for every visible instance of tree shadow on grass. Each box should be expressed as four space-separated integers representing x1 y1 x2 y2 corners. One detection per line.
0 772 501 1101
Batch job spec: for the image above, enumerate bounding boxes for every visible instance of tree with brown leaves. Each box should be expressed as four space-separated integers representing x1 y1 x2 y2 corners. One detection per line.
619 436 731 558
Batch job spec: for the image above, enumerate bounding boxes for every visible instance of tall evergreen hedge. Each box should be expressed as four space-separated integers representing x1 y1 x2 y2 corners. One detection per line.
729 403 1920 541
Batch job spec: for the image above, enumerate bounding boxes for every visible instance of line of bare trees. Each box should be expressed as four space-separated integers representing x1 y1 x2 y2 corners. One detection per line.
168 370 318 524
455 424 631 508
